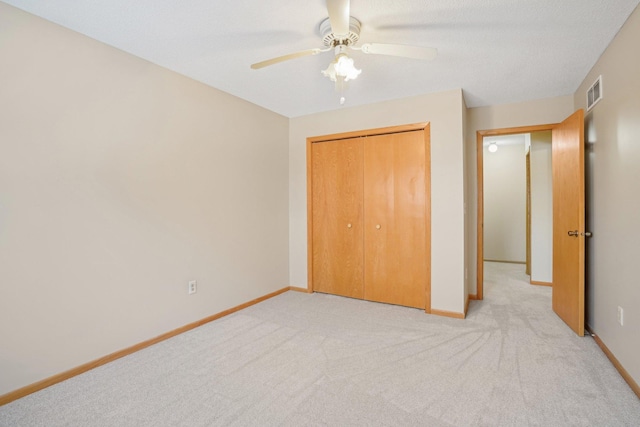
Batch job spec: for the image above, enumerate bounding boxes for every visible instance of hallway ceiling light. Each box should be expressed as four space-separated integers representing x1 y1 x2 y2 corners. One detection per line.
488 142 498 153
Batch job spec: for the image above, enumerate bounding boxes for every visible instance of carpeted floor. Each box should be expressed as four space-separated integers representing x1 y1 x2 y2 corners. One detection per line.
1 262 639 426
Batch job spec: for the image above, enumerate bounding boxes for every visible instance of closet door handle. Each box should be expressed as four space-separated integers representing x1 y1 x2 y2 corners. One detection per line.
347 223 352 228
375 224 381 230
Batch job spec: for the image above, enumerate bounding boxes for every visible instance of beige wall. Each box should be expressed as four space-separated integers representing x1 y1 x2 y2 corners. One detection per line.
4 0 638 400
483 143 526 262
461 97 469 300
465 96 574 295
574 4 640 386
0 3 289 395
290 90 466 314
530 131 553 283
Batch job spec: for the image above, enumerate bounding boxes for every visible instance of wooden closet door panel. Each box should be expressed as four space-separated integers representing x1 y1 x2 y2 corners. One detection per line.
363 131 427 309
311 139 364 298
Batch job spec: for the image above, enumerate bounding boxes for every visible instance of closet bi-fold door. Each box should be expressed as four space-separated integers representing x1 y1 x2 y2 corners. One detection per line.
363 130 427 309
311 137 364 299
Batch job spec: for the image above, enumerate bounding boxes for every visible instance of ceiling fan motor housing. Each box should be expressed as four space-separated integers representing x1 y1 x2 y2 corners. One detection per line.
320 16 361 46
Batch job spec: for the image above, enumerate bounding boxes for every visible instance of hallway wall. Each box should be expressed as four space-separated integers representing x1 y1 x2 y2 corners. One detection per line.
483 142 526 263
530 131 553 283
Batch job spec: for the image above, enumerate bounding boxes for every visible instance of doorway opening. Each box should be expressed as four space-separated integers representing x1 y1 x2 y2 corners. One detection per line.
476 111 586 336
476 124 555 300
481 131 553 292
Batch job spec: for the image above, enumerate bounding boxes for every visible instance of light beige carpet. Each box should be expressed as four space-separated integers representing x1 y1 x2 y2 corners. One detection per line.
1 262 639 426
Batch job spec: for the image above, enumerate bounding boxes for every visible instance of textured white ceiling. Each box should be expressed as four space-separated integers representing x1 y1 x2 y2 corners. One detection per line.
3 0 639 117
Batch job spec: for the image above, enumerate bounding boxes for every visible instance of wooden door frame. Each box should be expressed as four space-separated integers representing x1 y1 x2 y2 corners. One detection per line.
526 151 531 276
307 122 431 311
476 124 556 299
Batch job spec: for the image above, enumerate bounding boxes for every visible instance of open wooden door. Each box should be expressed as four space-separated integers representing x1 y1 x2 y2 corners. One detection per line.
552 109 585 336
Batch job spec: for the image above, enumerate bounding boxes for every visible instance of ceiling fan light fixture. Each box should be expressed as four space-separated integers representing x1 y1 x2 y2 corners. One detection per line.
321 53 361 82
335 54 361 80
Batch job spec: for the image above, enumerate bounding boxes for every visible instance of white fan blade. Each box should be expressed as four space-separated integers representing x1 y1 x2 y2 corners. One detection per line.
360 43 438 60
326 0 350 37
251 49 325 69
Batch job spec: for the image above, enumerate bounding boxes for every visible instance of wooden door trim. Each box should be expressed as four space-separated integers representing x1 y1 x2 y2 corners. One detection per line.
530 281 552 287
307 123 431 311
526 151 531 276
306 137 314 291
308 122 429 144
423 125 432 313
476 123 556 300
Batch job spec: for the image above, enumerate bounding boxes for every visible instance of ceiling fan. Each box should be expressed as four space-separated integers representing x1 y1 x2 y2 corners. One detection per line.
250 0 437 101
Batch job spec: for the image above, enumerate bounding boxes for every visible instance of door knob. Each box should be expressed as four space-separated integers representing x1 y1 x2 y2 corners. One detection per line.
376 224 381 230
347 223 352 228
568 230 592 237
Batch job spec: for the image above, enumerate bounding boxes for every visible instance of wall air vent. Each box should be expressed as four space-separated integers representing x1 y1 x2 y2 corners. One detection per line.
587 75 603 111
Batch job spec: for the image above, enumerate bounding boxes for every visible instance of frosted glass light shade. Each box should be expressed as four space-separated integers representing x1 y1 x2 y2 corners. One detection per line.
322 53 361 82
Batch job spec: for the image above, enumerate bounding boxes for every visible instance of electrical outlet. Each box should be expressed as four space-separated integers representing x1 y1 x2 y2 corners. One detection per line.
617 306 624 326
188 280 197 295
